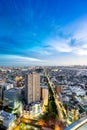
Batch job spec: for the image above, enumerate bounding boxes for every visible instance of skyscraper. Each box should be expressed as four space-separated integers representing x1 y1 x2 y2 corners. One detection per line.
25 72 40 104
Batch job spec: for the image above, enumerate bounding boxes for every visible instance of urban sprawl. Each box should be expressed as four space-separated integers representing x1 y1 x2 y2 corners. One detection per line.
0 66 87 130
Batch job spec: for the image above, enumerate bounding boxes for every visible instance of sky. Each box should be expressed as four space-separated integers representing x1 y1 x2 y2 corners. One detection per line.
0 0 87 66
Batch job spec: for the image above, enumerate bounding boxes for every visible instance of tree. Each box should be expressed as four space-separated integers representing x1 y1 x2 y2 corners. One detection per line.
20 123 26 130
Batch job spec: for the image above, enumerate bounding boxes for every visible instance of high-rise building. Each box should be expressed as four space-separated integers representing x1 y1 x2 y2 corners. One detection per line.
25 72 40 104
3 88 21 109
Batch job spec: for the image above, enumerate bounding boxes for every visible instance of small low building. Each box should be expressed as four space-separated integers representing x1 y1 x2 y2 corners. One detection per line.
0 110 16 128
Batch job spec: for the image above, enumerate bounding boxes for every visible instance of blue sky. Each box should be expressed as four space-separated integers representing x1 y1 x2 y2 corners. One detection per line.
0 0 87 66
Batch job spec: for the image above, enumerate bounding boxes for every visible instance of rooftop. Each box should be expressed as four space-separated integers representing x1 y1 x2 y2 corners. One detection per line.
5 87 19 93
0 110 15 121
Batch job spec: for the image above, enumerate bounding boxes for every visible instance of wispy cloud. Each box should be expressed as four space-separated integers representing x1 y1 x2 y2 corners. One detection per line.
0 55 45 65
33 47 52 56
46 17 87 56
1 55 43 61
48 38 72 53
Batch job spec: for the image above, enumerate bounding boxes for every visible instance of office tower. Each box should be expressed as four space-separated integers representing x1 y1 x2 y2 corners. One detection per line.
25 72 40 104
3 88 21 109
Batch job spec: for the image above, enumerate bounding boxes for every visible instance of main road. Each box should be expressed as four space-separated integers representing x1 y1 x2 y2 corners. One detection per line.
46 74 67 120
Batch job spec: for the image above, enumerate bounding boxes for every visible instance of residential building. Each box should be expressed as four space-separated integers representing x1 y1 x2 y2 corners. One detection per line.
25 72 40 104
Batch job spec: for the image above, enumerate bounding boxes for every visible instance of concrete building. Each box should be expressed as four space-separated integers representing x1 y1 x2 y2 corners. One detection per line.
0 110 16 128
25 72 40 104
40 85 48 106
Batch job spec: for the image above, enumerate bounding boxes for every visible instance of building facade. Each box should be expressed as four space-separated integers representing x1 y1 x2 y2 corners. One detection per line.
0 110 16 128
40 85 48 106
3 87 21 109
25 72 40 104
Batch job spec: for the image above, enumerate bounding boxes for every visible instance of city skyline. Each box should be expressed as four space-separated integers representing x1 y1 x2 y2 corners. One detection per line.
0 0 87 66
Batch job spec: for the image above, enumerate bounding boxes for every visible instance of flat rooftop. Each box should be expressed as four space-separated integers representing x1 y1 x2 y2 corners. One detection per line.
40 84 48 89
5 87 19 93
0 110 15 121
